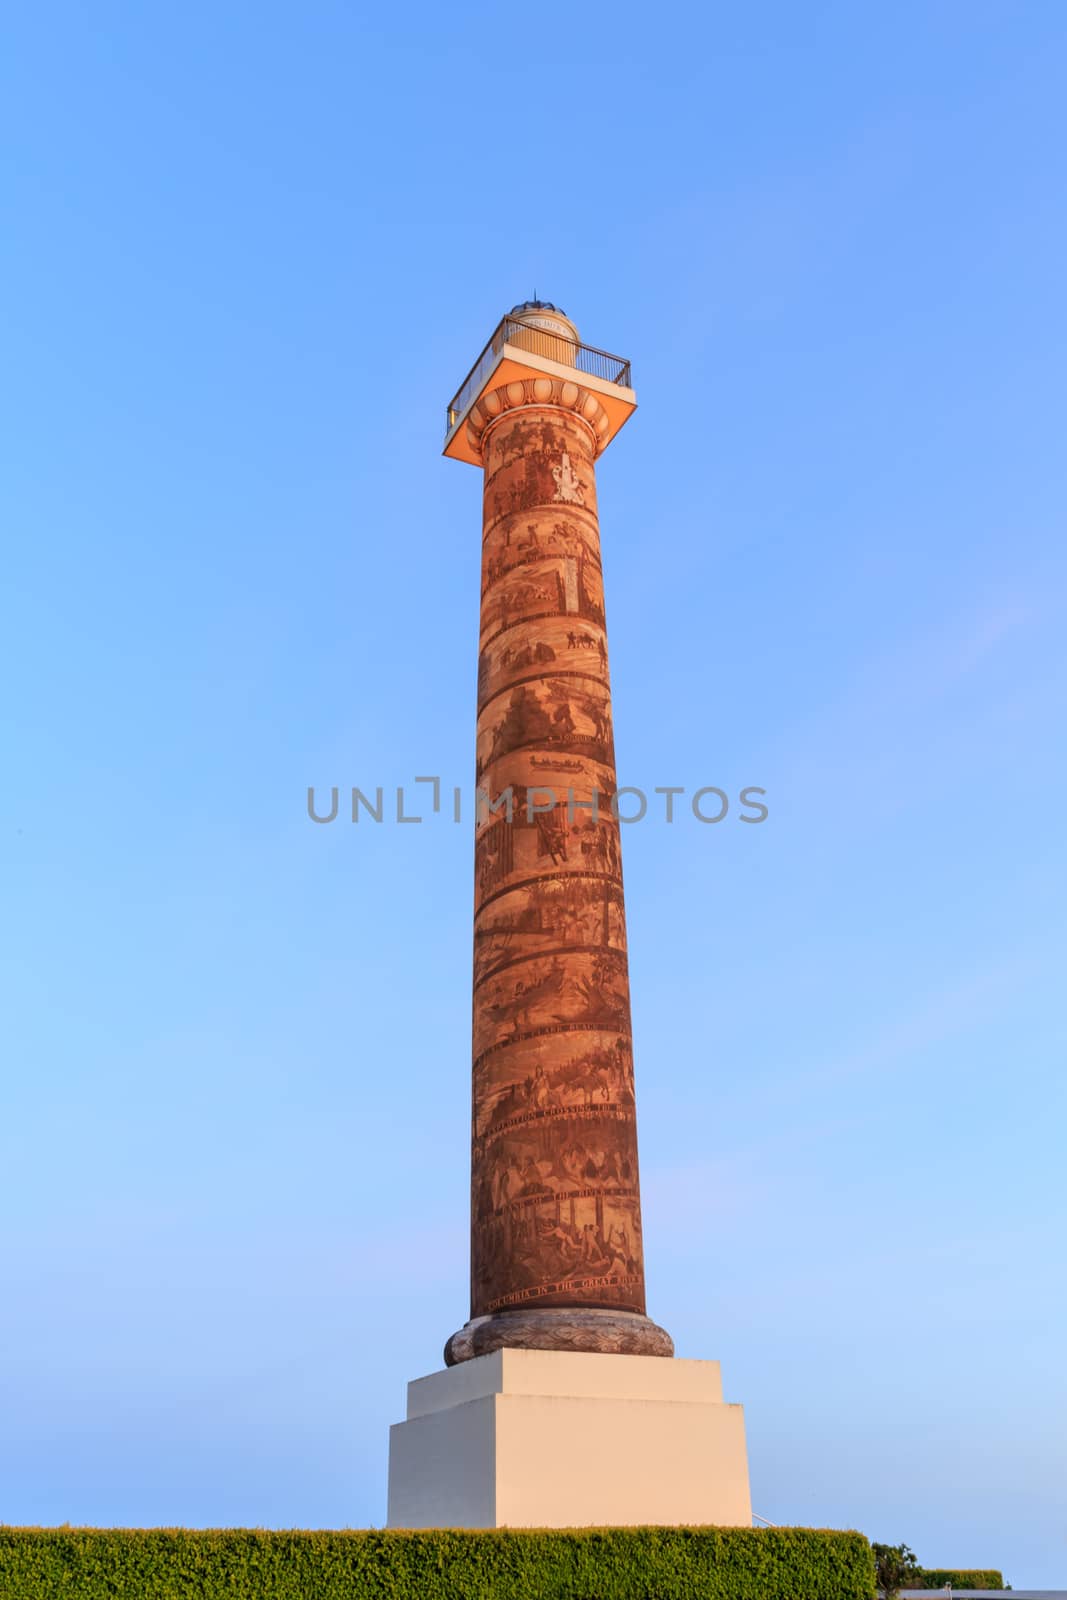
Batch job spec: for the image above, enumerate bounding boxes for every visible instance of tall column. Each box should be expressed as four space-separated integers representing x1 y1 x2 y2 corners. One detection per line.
445 336 672 1365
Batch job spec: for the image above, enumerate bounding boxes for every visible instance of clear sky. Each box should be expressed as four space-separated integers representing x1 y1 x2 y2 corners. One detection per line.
2 0 1065 1585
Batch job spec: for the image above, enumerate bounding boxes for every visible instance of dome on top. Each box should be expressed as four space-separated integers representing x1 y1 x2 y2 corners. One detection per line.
509 298 566 316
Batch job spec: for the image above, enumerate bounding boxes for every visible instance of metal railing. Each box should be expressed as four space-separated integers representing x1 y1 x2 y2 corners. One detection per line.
445 315 632 438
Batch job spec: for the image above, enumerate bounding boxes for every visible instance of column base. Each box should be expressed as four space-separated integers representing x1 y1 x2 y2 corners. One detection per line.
444 1307 673 1366
387 1347 752 1529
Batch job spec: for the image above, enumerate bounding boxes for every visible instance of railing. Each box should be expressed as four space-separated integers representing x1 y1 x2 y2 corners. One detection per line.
445 315 632 438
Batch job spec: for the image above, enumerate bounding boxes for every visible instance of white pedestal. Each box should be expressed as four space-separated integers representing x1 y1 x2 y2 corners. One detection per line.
387 1347 752 1529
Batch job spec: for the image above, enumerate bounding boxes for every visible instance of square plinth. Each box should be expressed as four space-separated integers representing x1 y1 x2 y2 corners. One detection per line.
386 1347 751 1529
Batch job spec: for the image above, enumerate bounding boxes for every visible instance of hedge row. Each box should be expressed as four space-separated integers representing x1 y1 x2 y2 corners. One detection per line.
912 1573 1006 1591
0 1526 875 1599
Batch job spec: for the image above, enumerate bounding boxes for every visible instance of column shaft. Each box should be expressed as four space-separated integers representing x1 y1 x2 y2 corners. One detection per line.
444 383 672 1364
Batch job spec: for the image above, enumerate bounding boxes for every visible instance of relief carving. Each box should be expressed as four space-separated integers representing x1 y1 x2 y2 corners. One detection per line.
552 451 586 505
468 398 647 1323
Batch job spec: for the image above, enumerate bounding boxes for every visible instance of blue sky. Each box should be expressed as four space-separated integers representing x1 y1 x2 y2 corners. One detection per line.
2 0 1065 1584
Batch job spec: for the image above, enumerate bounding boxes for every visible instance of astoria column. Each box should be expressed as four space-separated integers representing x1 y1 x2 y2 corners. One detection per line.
443 302 673 1366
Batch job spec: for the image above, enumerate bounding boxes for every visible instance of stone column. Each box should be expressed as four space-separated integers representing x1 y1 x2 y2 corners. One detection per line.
445 376 673 1365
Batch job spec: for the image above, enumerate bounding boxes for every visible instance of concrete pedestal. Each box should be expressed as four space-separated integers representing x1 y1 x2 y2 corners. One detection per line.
387 1348 751 1529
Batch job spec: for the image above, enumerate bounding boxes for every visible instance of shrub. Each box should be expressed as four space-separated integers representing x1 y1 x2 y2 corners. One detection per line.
0 1525 875 1599
913 1572 1006 1591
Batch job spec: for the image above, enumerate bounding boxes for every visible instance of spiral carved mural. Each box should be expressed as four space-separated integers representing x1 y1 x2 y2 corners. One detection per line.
468 396 649 1324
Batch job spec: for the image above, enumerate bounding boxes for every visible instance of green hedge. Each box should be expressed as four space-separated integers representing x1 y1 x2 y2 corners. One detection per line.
0 1526 874 1599
912 1573 1005 1591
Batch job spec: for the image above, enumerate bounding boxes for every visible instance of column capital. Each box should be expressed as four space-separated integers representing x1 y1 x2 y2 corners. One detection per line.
466 378 613 462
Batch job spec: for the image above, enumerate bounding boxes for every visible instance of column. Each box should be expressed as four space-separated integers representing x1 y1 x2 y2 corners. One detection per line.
445 376 672 1365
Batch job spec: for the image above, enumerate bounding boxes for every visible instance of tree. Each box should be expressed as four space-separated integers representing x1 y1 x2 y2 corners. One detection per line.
872 1543 922 1600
